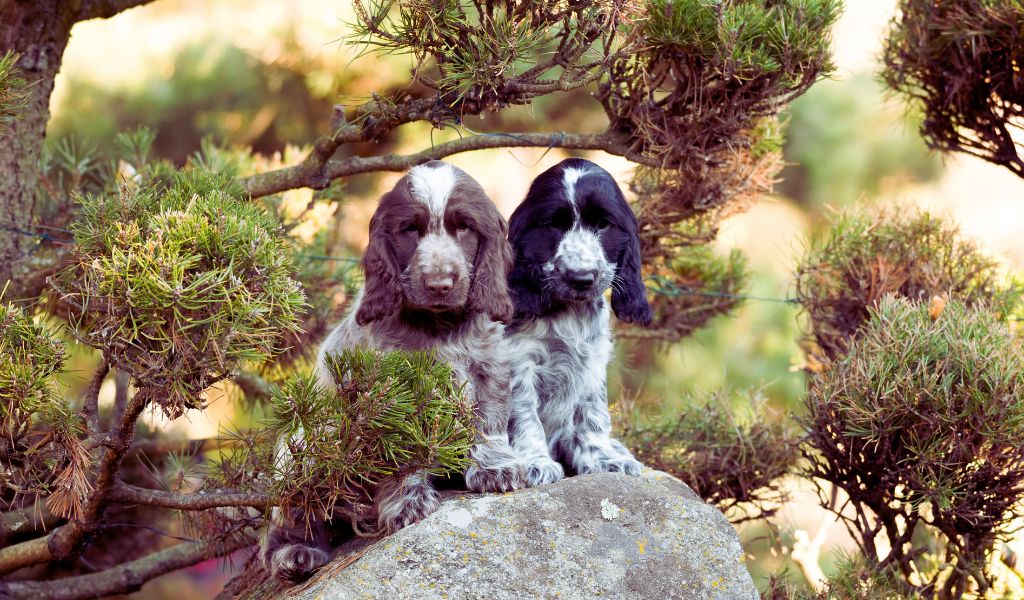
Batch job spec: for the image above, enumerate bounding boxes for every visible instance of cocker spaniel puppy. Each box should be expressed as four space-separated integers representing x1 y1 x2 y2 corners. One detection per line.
505 158 653 487
263 160 526 582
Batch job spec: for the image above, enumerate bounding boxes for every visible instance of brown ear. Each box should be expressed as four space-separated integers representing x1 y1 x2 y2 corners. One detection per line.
469 203 515 323
355 211 402 326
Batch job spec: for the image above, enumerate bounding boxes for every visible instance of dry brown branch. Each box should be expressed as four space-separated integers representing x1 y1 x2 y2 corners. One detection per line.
109 482 272 511
240 130 632 199
0 392 148 574
81 358 108 435
0 530 258 600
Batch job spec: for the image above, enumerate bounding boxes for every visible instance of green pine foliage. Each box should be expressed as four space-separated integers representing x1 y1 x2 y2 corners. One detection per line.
0 50 27 131
268 349 476 529
53 168 306 417
622 389 798 523
803 296 1024 595
645 243 749 341
0 302 67 434
0 302 88 516
794 210 1020 362
641 0 839 82
606 0 840 163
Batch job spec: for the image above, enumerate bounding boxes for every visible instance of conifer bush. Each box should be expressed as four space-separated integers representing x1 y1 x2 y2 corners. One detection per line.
51 169 306 417
882 0 1024 177
266 350 476 533
622 389 799 523
794 210 1019 362
803 296 1024 597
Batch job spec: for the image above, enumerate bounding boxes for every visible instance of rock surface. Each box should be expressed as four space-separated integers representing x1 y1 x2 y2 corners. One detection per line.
282 470 758 600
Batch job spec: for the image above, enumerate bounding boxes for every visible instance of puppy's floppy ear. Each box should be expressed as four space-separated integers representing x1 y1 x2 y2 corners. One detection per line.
611 215 654 326
356 210 402 326
469 201 515 323
506 199 555 321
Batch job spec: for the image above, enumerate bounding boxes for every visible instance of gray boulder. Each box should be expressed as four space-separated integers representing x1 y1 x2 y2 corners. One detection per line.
282 470 758 600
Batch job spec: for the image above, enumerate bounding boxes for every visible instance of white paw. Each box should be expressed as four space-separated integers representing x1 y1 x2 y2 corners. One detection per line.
377 482 441 533
465 461 527 492
524 457 564 486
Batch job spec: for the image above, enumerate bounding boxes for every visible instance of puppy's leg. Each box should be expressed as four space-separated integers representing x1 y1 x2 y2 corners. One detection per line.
508 364 564 486
374 470 441 533
464 357 528 492
261 507 333 583
565 389 643 477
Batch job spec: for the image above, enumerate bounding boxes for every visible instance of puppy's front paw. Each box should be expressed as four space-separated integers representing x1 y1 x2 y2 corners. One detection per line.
376 477 441 534
608 455 643 476
577 453 644 477
269 543 331 583
465 461 527 492
524 457 564 486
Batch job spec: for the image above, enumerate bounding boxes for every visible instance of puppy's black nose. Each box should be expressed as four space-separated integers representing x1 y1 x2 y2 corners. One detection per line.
425 274 455 296
565 269 597 290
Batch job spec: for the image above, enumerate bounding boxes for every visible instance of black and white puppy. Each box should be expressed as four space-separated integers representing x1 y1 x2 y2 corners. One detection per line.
505 158 653 486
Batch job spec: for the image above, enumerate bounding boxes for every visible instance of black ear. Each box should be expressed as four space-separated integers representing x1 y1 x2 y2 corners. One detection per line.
611 222 653 326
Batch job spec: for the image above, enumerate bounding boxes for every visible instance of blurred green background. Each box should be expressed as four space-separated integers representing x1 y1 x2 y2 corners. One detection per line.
45 0 1024 596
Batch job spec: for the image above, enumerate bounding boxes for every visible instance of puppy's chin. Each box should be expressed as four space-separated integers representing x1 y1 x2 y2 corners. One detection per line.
402 292 470 315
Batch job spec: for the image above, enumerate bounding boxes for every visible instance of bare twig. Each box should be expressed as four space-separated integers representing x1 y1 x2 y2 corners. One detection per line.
110 482 272 511
240 131 640 199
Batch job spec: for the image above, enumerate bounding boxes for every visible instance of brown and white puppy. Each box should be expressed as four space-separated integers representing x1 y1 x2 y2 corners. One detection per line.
263 160 527 583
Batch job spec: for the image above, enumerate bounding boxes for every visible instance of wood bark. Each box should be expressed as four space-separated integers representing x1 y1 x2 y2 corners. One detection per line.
0 0 154 299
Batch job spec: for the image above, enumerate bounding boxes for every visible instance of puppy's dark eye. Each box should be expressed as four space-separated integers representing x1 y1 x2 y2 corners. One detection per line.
400 222 419 235
550 209 573 231
581 205 612 231
455 222 472 232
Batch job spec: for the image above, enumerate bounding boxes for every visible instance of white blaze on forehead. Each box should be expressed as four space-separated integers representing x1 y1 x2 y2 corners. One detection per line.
561 166 591 206
408 162 458 219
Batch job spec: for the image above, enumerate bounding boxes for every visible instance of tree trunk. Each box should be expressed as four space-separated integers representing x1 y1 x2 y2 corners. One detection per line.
0 0 155 300
0 0 76 298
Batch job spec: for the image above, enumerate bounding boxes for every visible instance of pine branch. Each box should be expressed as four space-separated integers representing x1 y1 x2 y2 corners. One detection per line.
0 530 55 575
0 392 148 574
110 482 272 511
0 531 258 600
241 130 641 199
82 358 108 435
233 370 273 402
